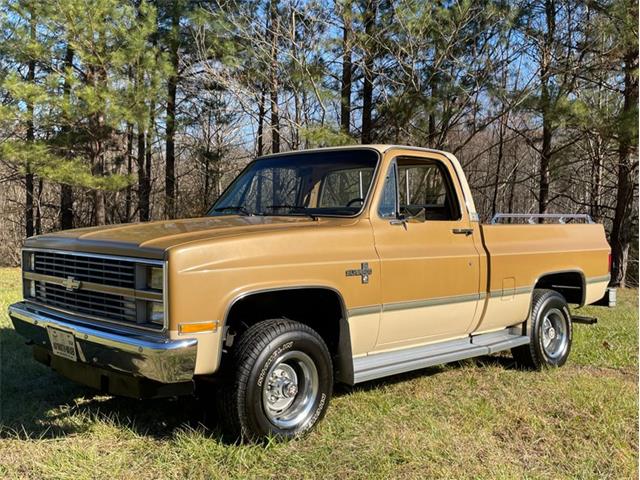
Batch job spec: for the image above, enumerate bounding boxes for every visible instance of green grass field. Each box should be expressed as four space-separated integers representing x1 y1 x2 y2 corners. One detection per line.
0 267 637 479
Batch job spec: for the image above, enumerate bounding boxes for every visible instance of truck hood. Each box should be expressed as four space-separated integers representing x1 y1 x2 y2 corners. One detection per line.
24 215 331 259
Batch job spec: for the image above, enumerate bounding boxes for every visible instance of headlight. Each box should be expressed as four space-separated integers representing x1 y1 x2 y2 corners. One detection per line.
148 266 163 290
149 302 164 326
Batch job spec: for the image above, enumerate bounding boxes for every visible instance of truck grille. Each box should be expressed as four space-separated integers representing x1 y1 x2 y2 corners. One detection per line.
33 281 137 323
33 251 136 289
23 249 165 331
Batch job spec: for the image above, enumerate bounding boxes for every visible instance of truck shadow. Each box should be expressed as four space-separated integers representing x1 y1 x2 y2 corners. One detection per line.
1 325 520 443
0 327 215 441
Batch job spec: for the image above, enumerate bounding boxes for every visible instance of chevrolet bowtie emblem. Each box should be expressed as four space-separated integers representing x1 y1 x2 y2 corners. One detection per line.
345 262 372 284
62 276 81 291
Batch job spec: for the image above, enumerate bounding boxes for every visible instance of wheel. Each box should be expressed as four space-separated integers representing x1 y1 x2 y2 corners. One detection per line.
217 318 333 441
512 289 572 369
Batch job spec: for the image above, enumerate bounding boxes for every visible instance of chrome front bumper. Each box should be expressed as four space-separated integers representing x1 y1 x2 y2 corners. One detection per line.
8 302 197 384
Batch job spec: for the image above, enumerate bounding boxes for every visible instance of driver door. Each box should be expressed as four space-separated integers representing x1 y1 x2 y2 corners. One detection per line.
371 154 482 349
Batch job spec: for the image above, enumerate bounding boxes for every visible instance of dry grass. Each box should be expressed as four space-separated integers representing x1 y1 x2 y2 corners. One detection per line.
0 267 637 479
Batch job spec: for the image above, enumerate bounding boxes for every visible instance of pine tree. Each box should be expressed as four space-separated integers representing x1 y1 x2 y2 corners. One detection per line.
0 0 168 227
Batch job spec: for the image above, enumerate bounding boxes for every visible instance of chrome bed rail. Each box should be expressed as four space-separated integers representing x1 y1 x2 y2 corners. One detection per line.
490 213 594 225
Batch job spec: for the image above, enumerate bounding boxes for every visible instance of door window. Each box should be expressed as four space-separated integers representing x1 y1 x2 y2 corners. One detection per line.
377 158 461 221
397 161 460 220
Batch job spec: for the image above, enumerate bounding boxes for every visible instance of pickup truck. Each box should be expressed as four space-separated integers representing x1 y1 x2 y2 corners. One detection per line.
9 145 615 440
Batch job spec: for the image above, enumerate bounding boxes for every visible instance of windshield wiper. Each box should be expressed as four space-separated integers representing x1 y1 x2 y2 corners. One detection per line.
264 205 318 221
212 206 254 216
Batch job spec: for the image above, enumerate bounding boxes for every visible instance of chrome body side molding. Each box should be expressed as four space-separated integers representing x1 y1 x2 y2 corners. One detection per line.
352 329 529 384
586 274 610 284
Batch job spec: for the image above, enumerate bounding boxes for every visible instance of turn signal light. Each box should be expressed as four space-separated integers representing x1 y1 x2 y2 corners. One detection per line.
178 321 218 334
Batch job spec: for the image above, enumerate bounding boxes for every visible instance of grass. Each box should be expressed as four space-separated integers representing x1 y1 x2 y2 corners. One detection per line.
0 266 637 479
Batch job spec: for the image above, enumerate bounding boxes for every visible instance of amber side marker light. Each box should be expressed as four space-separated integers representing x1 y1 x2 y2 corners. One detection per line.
178 321 219 334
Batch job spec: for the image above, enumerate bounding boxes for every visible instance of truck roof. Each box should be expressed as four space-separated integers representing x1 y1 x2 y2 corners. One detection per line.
257 144 451 159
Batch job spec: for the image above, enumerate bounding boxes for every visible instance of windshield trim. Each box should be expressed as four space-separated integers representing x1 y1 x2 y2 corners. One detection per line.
207 147 382 219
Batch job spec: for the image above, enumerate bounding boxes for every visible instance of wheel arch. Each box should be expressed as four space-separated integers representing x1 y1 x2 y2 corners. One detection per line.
220 285 354 384
532 269 586 306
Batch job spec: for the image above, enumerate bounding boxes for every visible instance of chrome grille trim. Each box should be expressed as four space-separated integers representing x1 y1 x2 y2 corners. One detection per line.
22 248 167 333
33 282 138 322
24 271 162 302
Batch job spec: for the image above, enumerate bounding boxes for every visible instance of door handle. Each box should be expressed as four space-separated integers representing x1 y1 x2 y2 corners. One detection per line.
452 228 474 236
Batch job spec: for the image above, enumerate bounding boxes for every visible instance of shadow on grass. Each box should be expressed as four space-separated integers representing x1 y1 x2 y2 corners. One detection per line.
0 327 225 442
1 324 522 443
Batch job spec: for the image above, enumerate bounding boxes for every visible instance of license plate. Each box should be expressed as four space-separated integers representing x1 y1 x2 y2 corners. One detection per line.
47 327 77 361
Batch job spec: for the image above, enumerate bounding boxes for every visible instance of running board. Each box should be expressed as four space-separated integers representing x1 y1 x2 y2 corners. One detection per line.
353 330 530 384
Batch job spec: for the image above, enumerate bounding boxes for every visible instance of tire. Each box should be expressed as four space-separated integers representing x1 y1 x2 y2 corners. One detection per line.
512 289 572 369
217 318 333 441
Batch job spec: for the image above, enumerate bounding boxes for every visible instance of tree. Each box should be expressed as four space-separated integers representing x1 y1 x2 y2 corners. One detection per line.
360 0 377 144
607 0 638 287
0 0 167 227
339 1 353 135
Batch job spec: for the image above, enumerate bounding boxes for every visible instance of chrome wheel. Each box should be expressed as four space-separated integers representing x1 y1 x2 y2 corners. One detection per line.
262 350 319 429
541 308 569 359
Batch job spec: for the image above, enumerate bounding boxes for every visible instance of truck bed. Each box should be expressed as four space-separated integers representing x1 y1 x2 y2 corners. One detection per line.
474 221 611 333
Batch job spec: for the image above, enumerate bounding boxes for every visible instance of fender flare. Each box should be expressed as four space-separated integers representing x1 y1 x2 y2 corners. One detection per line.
218 285 355 385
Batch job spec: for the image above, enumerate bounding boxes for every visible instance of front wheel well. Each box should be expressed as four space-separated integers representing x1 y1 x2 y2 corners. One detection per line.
533 271 585 305
222 288 353 384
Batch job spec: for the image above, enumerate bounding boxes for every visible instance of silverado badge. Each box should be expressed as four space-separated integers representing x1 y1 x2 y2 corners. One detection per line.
345 262 372 284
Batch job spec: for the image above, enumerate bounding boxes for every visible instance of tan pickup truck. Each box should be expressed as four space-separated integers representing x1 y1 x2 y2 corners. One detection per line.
9 145 615 440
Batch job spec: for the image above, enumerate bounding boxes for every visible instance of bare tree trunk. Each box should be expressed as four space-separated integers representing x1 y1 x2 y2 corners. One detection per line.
124 122 134 222
257 91 265 157
361 0 376 144
610 47 639 287
427 57 438 148
492 57 509 218
86 62 107 226
269 0 280 153
538 0 556 217
340 2 352 135
590 140 603 223
25 11 36 238
508 162 517 216
137 126 148 222
491 118 506 218
93 162 106 225
60 44 75 230
60 185 73 229
144 106 154 221
35 178 43 234
164 3 180 220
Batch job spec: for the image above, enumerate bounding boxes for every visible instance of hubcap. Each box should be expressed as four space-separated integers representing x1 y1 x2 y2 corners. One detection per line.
261 350 319 429
541 308 569 359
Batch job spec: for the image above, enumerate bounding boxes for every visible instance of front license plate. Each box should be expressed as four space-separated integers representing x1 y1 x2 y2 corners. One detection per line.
47 327 77 361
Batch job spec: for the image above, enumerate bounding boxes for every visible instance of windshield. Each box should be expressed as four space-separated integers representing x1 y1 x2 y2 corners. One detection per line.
208 149 379 218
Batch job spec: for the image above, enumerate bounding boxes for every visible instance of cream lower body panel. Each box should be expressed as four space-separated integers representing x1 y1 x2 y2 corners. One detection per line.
169 329 222 375
373 295 481 352
346 309 381 356
347 296 481 357
473 290 531 333
585 278 610 305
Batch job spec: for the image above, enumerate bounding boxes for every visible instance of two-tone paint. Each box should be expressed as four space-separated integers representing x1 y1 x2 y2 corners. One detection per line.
14 145 612 385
